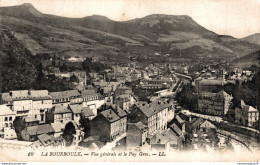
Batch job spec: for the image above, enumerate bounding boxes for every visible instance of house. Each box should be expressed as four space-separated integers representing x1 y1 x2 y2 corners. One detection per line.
129 100 174 136
126 121 148 149
0 90 52 120
234 100 259 128
36 134 65 148
0 105 15 132
46 105 72 124
68 104 83 125
113 86 135 113
150 129 182 151
30 90 52 124
169 114 186 137
51 122 66 137
198 90 233 116
82 106 95 120
90 109 126 142
200 120 216 132
24 117 40 127
190 118 204 133
195 78 226 93
81 89 105 117
49 90 81 107
78 136 105 150
21 124 55 142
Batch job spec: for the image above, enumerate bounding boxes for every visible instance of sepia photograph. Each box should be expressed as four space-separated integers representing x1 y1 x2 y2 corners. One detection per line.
0 0 259 164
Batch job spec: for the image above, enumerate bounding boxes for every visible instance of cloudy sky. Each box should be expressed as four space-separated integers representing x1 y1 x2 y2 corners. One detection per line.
1 0 260 38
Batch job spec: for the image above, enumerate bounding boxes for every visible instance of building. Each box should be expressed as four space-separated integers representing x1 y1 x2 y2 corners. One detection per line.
198 90 233 116
68 104 83 125
126 121 148 149
234 100 259 128
150 129 182 151
129 100 174 135
0 90 52 122
199 120 216 132
46 105 73 124
140 78 174 90
195 78 226 93
0 105 15 132
30 90 52 124
81 89 105 118
49 90 81 107
21 124 55 142
131 71 141 82
90 108 127 142
113 86 134 113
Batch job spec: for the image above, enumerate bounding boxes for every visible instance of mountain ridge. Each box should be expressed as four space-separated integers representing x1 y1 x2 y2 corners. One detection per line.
0 3 259 62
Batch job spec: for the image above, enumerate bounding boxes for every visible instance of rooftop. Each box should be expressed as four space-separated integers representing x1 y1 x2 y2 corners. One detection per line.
53 105 72 114
26 124 55 136
0 105 15 116
49 90 80 100
135 100 172 118
100 109 120 123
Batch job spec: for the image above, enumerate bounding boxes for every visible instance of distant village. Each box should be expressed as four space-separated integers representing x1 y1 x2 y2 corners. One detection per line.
0 55 259 153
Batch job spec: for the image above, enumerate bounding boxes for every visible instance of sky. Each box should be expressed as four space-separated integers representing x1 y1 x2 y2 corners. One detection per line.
1 0 260 38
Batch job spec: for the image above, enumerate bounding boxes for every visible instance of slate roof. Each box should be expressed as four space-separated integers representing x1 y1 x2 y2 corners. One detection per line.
24 117 39 123
100 109 120 123
191 118 204 128
26 124 55 136
53 105 72 114
110 104 127 118
170 123 182 136
134 121 148 133
1 90 52 102
135 100 172 118
51 122 66 133
199 79 225 86
200 120 216 129
49 90 80 100
81 89 100 97
150 129 179 145
69 104 82 114
82 106 95 117
0 105 15 116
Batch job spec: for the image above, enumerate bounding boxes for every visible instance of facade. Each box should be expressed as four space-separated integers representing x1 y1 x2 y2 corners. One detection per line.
129 100 174 135
195 78 226 93
150 129 182 151
90 108 127 142
0 105 15 132
234 100 259 128
30 90 52 124
49 90 81 107
81 89 105 118
198 90 233 116
21 124 55 142
126 121 148 148
0 90 52 122
46 105 73 124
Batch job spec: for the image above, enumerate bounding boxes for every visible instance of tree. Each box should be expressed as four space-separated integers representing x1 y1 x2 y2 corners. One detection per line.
13 117 26 140
79 114 91 138
62 122 76 146
36 63 44 82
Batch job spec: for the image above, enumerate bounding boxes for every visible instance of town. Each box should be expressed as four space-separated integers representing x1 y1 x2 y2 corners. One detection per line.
0 55 259 153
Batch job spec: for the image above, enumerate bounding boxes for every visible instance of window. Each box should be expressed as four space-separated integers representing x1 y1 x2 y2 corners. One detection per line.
5 117 8 122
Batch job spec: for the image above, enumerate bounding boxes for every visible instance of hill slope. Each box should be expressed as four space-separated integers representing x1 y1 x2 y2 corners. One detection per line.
242 33 260 45
0 27 39 92
0 3 259 61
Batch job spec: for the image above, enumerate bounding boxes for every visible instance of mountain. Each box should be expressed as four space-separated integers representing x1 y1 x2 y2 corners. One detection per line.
0 3 259 61
242 33 260 45
0 27 39 92
232 50 260 67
